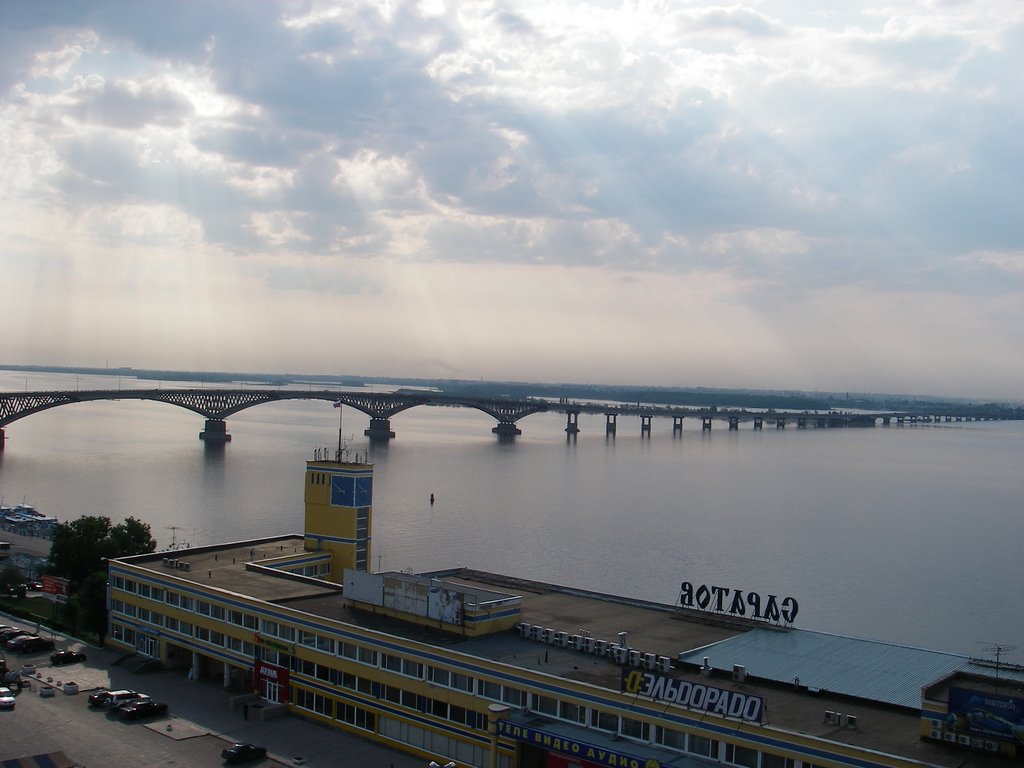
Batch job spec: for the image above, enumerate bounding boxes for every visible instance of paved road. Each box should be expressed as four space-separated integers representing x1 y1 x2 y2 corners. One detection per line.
1 613 432 768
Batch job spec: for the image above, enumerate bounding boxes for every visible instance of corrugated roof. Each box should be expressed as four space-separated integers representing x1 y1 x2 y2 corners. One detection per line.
678 628 972 709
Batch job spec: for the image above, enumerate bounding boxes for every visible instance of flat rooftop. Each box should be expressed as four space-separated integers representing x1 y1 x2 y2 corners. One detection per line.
118 539 1013 768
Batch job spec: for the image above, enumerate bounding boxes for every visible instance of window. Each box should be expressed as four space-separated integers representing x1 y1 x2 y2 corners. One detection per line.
558 701 586 725
295 688 333 717
762 755 794 768
590 710 618 732
688 734 719 759
620 716 650 741
655 726 687 752
726 743 759 768
532 694 558 717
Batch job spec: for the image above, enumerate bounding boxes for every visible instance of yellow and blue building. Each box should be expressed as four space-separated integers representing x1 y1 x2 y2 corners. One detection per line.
107 457 1023 768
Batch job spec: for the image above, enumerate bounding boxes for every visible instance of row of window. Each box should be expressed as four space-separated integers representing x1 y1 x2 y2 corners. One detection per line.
111 604 256 658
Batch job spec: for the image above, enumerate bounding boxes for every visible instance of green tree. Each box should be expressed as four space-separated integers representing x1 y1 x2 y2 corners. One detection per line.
0 562 23 591
48 515 156 587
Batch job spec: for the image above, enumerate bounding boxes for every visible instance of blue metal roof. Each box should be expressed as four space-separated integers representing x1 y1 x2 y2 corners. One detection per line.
678 628 973 709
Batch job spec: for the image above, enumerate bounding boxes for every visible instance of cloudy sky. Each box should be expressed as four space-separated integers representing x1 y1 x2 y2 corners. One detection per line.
2 1 1022 399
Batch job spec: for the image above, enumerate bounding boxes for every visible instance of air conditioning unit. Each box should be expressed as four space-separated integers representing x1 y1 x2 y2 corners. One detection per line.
846 714 857 729
656 656 672 673
732 664 747 682
643 653 657 670
569 634 583 650
824 710 836 725
539 627 554 643
627 650 642 667
181 562 191 571
554 631 569 646
929 730 943 740
518 623 533 637
943 732 956 743
582 637 596 653
957 734 971 746
531 625 544 641
613 647 629 664
930 719 944 729
984 741 999 752
593 639 608 656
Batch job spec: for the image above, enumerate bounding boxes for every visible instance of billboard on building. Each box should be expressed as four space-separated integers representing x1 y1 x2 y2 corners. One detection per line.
948 686 1024 743
41 574 70 604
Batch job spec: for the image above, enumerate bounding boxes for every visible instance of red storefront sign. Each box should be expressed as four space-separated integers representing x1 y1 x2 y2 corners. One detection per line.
253 660 289 702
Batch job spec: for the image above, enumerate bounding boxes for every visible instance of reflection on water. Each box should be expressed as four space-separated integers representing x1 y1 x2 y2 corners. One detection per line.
0 370 1022 656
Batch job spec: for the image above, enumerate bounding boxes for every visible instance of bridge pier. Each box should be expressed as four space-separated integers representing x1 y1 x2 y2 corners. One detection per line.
776 418 786 429
728 417 739 431
565 411 580 438
0 427 4 451
492 422 521 439
753 417 763 430
672 416 683 436
605 413 617 437
702 417 712 431
364 417 396 440
640 414 652 437
199 419 232 443
797 418 807 429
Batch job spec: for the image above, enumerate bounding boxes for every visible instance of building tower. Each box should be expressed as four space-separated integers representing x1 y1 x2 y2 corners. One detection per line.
304 457 373 582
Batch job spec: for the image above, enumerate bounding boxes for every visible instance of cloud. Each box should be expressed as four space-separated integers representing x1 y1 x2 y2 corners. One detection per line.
1 0 1022 398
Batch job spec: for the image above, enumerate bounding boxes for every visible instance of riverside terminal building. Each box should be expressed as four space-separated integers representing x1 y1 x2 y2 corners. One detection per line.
106 454 1024 768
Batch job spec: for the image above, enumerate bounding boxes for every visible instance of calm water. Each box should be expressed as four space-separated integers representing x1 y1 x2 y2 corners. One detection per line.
1 370 1021 658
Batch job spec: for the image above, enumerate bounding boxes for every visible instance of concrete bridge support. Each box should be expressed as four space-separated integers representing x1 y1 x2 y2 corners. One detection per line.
364 417 396 440
565 411 579 438
702 417 712 431
728 417 739 430
199 419 232 443
753 417 763 430
797 418 807 429
640 414 652 437
605 413 617 437
673 416 684 436
0 427 4 451
492 422 521 439
776 418 786 429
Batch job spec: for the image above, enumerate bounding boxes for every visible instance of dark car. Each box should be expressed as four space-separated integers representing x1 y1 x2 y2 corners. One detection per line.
221 743 268 763
50 649 87 665
118 699 168 720
0 629 28 643
7 635 55 653
88 688 139 708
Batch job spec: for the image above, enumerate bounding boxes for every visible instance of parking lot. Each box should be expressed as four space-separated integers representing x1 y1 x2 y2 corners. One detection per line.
1 615 431 768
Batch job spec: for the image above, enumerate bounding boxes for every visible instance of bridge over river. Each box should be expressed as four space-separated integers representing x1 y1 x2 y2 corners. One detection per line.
0 388 1016 449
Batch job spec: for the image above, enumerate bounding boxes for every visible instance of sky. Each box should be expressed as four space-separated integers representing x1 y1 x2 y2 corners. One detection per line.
1 1 1022 400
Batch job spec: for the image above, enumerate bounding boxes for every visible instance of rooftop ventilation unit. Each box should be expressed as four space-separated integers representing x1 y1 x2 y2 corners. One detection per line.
846 714 857 729
943 732 956 743
643 653 657 670
627 649 642 667
518 623 533 637
656 656 672 673
699 657 712 677
531 625 544 641
824 710 836 725
732 664 747 682
569 634 583 650
555 631 569 647
957 735 971 746
612 646 629 664
582 637 596 653
593 639 609 656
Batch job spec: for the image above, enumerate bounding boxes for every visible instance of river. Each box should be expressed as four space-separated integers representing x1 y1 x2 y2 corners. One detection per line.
0 369 1021 658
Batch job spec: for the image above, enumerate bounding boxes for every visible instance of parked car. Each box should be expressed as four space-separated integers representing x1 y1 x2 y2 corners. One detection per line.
4 635 37 651
88 688 140 708
50 649 87 665
0 629 28 643
221 743 268 763
0 686 15 710
119 699 168 720
7 635 54 653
